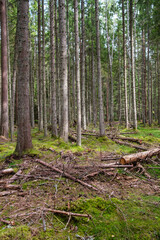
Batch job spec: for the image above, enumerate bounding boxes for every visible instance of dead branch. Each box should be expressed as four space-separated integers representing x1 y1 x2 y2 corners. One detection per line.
0 168 14 177
120 148 160 164
42 208 91 219
114 136 142 144
35 159 99 191
0 190 17 197
111 139 147 151
136 163 151 179
74 164 133 169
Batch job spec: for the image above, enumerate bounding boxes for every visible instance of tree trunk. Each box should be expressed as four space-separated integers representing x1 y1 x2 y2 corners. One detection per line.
50 0 57 137
15 0 32 155
74 0 81 146
42 0 47 136
95 0 105 136
122 0 129 129
0 0 9 138
130 0 137 129
59 0 68 142
81 0 86 130
38 0 43 131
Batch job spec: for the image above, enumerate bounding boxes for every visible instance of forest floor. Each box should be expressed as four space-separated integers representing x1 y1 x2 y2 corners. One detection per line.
0 124 160 240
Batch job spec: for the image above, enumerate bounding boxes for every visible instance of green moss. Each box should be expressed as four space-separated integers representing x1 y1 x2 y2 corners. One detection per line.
0 225 32 240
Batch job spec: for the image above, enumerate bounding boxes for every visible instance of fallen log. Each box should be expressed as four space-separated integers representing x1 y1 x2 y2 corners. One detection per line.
101 157 120 161
35 159 99 191
114 136 142 144
112 139 147 151
120 132 137 135
120 148 160 164
0 168 14 177
43 208 91 219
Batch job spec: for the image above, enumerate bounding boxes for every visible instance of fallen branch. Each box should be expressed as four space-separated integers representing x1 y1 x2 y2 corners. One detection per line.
35 159 99 191
0 184 20 190
43 208 91 219
111 139 147 151
8 170 22 184
114 136 142 144
0 168 14 177
120 148 160 164
74 164 133 169
136 163 151 179
0 190 17 197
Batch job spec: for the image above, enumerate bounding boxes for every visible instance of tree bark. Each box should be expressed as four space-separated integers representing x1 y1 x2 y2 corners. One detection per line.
130 0 137 129
50 0 58 137
0 0 9 138
15 0 32 155
122 0 129 129
95 0 105 136
38 0 43 131
59 0 68 142
74 0 81 146
81 0 86 130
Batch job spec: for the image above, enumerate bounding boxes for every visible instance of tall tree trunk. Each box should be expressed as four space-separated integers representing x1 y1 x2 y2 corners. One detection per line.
95 0 105 136
10 32 17 141
105 4 114 125
55 0 61 128
142 28 147 125
42 0 47 136
130 0 137 129
50 0 58 137
29 41 35 128
15 0 32 155
38 0 43 131
74 0 81 146
81 0 86 130
59 0 68 142
122 0 129 129
92 42 97 127
0 0 9 138
147 18 152 126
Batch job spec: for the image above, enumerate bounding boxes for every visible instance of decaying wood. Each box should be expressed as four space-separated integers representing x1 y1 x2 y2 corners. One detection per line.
136 163 151 179
42 208 91 219
114 136 142 144
0 168 14 177
0 219 15 225
120 148 160 164
0 184 20 190
74 164 133 169
35 159 99 191
112 139 147 151
68 135 77 142
120 132 137 135
101 157 120 161
0 190 17 197
8 170 22 184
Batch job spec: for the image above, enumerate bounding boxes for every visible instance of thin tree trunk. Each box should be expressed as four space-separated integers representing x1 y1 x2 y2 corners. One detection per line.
42 0 47 136
142 28 147 125
95 0 105 136
81 0 86 130
122 0 129 129
0 0 9 138
130 0 137 129
74 0 81 146
38 0 43 131
50 0 58 137
59 0 68 142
